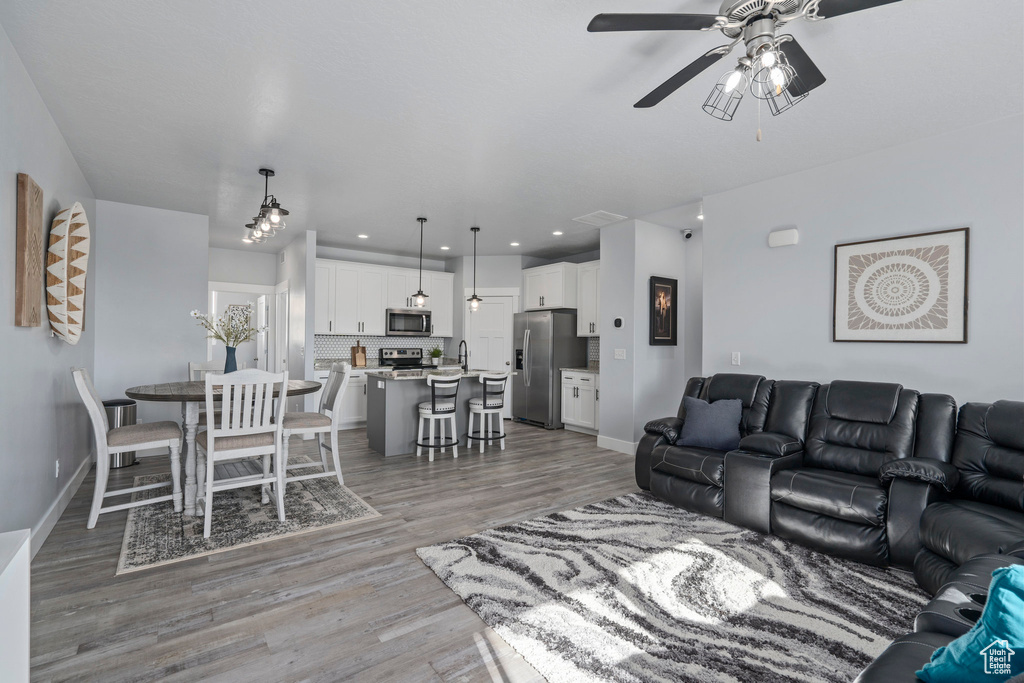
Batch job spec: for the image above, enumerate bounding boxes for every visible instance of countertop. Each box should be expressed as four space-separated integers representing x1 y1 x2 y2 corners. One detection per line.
560 365 600 373
314 357 462 371
366 369 518 381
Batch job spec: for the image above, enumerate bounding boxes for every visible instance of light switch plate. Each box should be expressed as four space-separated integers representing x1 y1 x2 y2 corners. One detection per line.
731 352 741 366
614 348 626 360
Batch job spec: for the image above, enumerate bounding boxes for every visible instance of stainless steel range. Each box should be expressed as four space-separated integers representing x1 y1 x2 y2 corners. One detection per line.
379 347 430 369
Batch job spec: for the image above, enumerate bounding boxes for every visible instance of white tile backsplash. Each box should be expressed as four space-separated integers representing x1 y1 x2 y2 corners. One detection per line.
314 335 450 362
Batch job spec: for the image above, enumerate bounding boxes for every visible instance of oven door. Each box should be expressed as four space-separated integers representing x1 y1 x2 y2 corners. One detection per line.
386 308 431 336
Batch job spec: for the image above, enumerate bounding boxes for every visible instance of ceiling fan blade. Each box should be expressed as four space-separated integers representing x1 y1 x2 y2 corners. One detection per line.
780 39 826 97
813 0 903 18
634 50 726 108
588 13 721 32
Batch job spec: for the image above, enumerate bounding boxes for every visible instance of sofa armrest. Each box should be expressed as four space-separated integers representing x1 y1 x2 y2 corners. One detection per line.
879 458 960 493
738 432 803 457
644 417 684 444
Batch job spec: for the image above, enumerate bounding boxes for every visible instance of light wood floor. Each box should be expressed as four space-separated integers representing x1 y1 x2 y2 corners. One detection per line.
31 422 636 682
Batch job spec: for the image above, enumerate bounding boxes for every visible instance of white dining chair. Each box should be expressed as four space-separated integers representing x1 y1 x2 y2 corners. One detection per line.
187 360 221 427
416 374 462 462
467 372 509 453
281 362 350 489
195 368 288 538
72 368 183 529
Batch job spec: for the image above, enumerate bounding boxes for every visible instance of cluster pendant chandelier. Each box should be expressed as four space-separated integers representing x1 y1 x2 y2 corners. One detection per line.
467 226 482 312
411 217 428 307
243 168 289 244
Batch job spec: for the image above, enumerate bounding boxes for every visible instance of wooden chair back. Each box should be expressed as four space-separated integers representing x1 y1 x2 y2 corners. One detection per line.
319 362 352 418
204 369 287 442
71 368 109 457
426 374 461 414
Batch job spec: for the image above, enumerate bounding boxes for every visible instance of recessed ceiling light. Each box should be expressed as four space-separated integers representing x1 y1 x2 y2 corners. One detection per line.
510 242 520 247
357 234 369 239
440 246 450 251
552 231 563 236
697 214 704 221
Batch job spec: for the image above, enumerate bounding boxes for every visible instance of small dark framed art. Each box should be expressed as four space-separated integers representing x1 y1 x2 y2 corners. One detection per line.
833 227 969 343
649 276 678 346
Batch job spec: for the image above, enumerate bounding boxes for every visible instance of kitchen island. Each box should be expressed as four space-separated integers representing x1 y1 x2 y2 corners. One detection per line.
365 369 509 457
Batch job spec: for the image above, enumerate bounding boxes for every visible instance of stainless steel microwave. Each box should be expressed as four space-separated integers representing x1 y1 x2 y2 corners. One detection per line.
386 308 432 336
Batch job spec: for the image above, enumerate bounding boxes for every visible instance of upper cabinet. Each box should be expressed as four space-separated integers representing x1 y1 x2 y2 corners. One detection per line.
523 263 578 311
315 259 454 338
577 261 600 337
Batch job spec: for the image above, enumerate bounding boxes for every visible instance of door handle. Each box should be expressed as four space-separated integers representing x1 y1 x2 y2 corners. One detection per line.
505 361 510 366
329 321 332 332
523 329 531 387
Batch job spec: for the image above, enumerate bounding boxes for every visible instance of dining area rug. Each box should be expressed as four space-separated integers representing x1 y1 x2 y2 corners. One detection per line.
416 492 927 683
117 461 379 574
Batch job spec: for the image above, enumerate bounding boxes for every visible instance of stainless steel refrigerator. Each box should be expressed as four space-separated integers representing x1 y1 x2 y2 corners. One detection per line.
513 310 587 429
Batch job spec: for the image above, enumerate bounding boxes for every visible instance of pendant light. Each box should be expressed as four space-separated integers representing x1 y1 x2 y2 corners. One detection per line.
467 226 483 312
243 168 289 244
411 217 429 307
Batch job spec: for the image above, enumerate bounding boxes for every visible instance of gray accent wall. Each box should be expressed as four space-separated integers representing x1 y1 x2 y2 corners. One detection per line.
0 22 96 547
208 247 279 286
702 116 1024 404
278 231 317 411
93 201 210 426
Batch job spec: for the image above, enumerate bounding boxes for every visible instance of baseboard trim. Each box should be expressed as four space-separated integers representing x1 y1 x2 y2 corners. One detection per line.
597 435 637 455
31 451 92 558
565 425 598 437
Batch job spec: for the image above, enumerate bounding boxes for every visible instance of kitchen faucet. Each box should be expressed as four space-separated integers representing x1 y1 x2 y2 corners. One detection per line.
458 340 468 372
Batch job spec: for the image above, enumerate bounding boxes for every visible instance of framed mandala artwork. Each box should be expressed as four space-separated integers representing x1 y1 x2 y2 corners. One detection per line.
833 228 969 343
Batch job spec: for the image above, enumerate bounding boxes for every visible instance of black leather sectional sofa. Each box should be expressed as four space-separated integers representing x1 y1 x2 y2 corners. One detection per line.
635 374 1024 681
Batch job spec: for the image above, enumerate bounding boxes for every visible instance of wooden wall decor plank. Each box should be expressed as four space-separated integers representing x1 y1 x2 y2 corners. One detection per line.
15 173 44 326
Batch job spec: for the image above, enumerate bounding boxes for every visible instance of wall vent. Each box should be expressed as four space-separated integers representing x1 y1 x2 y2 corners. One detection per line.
572 210 628 227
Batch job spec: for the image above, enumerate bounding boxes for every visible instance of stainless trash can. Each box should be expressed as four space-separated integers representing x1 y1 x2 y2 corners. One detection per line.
103 399 137 468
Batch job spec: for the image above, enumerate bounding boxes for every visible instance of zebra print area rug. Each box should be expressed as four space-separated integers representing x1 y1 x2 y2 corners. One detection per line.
417 492 927 682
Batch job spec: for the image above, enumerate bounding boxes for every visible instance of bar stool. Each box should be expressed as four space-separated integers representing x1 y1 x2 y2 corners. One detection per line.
416 374 462 462
467 373 509 453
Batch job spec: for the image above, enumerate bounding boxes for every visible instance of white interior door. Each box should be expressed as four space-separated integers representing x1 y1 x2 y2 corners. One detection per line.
275 286 289 373
256 294 269 370
466 295 515 418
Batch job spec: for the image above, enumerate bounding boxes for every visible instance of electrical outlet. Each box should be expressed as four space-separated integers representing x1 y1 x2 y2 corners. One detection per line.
731 352 741 366
614 348 627 360
55 460 60 478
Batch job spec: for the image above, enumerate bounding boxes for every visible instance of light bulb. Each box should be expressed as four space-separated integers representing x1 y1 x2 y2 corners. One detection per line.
253 228 263 238
771 67 785 87
270 211 280 224
470 298 479 310
760 50 776 69
724 70 744 93
415 294 425 307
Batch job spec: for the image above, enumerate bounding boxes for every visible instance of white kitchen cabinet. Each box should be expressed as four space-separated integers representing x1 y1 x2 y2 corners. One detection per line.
313 368 367 429
316 258 454 338
561 370 599 433
316 260 387 335
523 263 578 310
427 272 454 337
576 261 600 337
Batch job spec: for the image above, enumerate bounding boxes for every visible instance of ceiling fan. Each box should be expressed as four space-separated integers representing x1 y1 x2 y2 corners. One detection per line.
589 0 904 120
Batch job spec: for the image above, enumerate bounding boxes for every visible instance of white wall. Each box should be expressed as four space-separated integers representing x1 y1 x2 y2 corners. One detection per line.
631 221 690 442
598 222 637 451
277 230 316 410
93 201 209 425
0 21 96 549
702 116 1024 404
598 220 690 451
208 247 278 286
683 229 703 380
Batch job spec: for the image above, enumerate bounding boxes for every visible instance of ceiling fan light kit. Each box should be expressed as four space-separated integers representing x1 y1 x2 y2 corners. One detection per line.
590 0 904 132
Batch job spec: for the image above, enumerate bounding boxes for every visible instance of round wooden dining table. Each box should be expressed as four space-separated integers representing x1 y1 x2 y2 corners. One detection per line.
125 379 321 516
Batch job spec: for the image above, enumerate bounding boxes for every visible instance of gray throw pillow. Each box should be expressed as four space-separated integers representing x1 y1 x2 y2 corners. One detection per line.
675 396 743 451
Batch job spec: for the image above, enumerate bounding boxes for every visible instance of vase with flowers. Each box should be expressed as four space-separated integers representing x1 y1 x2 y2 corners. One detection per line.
190 305 264 373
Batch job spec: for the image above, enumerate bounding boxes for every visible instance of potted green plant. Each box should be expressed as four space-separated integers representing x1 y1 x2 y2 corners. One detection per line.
429 346 443 366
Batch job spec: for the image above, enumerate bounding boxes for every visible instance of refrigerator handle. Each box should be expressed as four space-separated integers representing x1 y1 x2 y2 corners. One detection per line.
523 328 531 387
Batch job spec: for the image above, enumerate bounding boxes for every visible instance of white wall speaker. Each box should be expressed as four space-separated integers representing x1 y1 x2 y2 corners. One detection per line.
768 228 799 248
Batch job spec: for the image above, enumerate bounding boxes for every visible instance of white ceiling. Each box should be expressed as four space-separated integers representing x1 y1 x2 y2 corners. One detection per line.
1 1 1020 259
